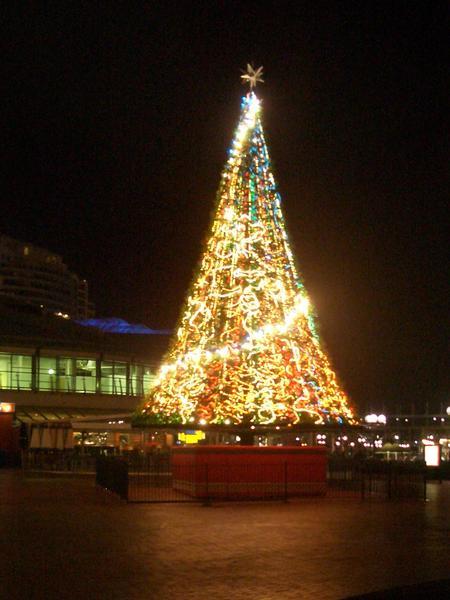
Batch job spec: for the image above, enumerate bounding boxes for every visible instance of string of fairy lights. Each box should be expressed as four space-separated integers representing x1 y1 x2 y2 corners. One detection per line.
139 87 355 427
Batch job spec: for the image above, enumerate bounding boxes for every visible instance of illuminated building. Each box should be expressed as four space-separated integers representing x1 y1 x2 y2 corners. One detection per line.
0 300 169 424
0 234 94 319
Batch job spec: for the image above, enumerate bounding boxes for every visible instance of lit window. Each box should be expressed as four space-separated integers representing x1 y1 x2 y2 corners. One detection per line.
0 353 32 391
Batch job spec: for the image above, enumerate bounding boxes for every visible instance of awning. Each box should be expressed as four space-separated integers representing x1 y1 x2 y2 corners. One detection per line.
15 407 129 424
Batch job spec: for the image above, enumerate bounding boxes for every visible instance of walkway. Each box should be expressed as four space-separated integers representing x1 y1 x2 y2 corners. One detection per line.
1 471 449 599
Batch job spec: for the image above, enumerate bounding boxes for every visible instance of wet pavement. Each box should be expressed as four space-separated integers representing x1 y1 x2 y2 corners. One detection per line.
1 470 449 599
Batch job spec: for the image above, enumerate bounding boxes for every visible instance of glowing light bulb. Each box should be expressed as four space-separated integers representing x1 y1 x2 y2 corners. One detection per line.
299 296 310 315
224 207 234 221
139 87 354 428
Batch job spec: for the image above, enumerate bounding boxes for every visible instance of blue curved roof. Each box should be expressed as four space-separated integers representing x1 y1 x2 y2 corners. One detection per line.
76 318 171 335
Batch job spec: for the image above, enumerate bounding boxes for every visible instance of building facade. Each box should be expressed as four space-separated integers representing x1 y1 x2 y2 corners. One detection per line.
0 302 170 423
0 234 94 319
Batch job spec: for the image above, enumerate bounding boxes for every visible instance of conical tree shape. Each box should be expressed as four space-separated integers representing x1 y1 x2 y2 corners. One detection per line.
140 92 354 426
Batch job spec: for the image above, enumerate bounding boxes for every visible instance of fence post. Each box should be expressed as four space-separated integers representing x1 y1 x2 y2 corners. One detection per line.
122 460 129 503
387 462 392 500
283 462 288 502
361 465 365 500
423 469 427 502
95 456 100 487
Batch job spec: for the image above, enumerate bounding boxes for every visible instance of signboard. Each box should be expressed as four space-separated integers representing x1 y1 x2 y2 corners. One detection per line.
424 444 440 467
0 402 15 414
178 430 206 445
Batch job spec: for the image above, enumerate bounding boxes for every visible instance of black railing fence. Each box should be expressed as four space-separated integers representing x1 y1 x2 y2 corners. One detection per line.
100 460 324 503
361 460 427 500
96 456 128 501
22 448 172 473
328 458 427 500
23 449 427 503
23 450 99 473
95 455 427 504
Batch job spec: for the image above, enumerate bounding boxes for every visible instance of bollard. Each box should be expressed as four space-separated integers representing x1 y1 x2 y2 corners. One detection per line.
203 463 211 506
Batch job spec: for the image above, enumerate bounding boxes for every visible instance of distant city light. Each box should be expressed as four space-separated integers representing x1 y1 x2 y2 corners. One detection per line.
365 414 386 424
365 414 378 424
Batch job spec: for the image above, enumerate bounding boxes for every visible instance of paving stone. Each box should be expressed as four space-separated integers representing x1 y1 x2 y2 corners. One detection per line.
1 471 449 599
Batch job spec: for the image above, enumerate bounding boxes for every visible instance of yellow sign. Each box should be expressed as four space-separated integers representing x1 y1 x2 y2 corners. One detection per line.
178 430 206 444
0 402 15 413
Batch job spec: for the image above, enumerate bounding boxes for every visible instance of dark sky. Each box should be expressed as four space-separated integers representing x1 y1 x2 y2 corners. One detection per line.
2 2 449 413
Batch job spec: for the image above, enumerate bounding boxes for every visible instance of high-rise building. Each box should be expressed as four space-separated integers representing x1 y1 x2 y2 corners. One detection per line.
0 234 95 319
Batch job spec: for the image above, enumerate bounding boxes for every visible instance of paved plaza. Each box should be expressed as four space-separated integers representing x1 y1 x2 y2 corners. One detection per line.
1 470 449 599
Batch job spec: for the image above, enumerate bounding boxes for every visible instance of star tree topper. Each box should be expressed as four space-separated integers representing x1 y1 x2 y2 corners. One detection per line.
241 64 264 90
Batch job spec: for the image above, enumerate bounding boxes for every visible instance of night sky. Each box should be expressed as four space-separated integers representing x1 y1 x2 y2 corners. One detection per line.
2 2 449 414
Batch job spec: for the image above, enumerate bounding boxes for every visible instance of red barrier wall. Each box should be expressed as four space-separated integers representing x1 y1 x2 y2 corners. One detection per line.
0 414 19 458
172 445 327 499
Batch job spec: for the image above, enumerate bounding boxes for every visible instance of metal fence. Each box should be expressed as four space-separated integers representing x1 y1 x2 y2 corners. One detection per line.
23 450 99 473
95 456 427 504
327 458 364 497
96 456 128 500
328 458 427 500
98 459 324 503
361 460 427 500
22 451 427 503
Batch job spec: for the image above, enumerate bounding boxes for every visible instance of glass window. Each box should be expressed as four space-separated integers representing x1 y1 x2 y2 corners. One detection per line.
0 353 11 389
113 362 127 395
0 353 33 390
75 359 96 393
100 360 127 395
38 357 57 391
100 361 114 394
58 357 75 392
11 354 32 390
143 366 155 394
129 364 143 396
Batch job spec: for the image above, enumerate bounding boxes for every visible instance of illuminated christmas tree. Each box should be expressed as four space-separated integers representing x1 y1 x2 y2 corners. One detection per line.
139 66 354 427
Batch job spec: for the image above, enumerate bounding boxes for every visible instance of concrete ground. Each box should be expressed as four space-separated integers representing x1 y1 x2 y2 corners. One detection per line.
1 470 449 600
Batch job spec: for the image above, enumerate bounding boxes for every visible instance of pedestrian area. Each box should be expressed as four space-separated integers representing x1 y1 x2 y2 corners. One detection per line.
1 471 449 600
